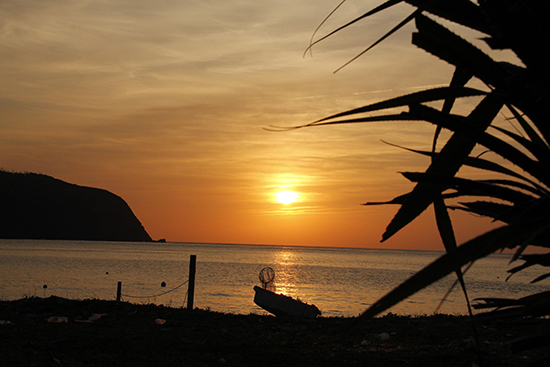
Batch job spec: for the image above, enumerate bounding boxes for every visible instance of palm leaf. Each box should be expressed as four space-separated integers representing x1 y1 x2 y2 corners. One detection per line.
479 0 549 79
360 218 550 318
477 179 545 197
412 15 507 90
413 14 548 140
474 290 550 319
312 87 485 125
434 67 473 152
433 196 475 317
506 104 550 151
334 9 421 73
305 0 404 56
507 254 550 280
306 0 348 58
300 2 550 332
363 193 409 206
363 191 461 206
530 273 550 284
401 173 537 204
408 103 550 187
381 141 549 195
267 86 486 131
308 0 492 57
490 125 550 168
449 201 513 221
382 93 504 241
405 0 491 35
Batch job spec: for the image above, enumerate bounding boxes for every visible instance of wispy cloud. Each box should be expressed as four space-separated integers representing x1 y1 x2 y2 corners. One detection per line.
0 0 461 248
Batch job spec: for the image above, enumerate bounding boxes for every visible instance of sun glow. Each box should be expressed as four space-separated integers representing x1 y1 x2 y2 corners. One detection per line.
275 190 299 205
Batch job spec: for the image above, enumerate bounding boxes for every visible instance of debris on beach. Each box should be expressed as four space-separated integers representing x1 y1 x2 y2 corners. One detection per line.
47 316 68 323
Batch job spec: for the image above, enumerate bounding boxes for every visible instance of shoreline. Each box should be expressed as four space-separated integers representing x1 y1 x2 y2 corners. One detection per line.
1 296 549 366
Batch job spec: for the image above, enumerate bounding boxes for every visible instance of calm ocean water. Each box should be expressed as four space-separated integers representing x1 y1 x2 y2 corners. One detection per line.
1 239 548 317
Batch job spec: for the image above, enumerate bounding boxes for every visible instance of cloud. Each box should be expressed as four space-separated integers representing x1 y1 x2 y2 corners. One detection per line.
0 0 465 247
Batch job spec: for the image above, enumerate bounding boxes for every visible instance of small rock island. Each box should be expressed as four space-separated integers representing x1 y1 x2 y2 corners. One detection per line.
0 170 152 242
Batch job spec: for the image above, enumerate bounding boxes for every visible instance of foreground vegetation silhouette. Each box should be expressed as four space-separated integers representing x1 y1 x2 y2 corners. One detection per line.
275 1 549 364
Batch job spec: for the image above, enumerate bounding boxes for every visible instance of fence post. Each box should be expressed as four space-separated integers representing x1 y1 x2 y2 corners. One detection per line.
116 281 122 302
187 255 196 310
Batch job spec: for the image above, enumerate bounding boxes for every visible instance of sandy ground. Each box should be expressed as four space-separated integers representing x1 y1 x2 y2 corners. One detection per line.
1 296 549 366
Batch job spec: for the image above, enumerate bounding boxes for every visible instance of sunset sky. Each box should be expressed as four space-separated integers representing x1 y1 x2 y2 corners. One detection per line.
1 0 499 249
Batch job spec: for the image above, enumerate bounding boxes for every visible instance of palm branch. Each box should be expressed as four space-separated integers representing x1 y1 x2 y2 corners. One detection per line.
282 2 550 360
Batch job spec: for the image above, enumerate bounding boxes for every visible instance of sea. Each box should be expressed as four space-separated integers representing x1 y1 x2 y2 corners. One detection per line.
1 239 548 317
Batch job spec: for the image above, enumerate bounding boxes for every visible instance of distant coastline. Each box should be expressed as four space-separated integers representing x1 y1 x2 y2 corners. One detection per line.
0 170 152 242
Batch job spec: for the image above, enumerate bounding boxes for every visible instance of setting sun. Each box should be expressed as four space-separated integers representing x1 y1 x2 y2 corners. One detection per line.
275 191 299 205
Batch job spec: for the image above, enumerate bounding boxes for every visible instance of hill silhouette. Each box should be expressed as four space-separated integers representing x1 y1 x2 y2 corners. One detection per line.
0 170 152 242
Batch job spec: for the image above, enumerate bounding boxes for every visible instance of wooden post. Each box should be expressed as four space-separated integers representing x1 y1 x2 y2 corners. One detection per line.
187 255 196 310
116 281 122 302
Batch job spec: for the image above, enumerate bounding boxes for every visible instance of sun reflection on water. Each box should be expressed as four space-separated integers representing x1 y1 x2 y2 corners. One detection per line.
273 249 296 266
4 241 543 317
270 249 301 297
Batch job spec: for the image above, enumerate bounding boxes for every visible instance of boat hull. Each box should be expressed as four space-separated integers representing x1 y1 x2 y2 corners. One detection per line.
253 286 321 318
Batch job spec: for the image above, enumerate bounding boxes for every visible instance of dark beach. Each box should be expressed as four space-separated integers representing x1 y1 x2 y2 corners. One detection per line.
1 296 549 366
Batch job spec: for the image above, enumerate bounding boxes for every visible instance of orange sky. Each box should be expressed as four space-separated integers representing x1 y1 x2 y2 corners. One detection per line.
1 1 504 249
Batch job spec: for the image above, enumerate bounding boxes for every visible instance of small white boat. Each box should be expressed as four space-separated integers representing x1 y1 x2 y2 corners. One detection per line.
253 286 321 318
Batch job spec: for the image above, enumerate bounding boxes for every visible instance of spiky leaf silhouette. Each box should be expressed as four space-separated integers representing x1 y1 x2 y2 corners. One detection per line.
283 1 550 360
